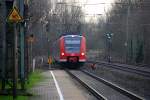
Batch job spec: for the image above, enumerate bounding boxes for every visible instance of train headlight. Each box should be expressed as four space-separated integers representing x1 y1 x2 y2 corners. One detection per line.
61 52 65 56
81 53 85 56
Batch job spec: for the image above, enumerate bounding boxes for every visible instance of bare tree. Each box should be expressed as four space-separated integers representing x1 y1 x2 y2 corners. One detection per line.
96 0 150 65
27 0 84 57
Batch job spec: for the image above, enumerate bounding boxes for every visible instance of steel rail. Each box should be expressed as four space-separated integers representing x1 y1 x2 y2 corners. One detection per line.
65 70 107 100
82 70 144 100
87 61 150 78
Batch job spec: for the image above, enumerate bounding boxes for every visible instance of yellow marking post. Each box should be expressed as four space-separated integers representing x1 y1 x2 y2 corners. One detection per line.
48 57 52 64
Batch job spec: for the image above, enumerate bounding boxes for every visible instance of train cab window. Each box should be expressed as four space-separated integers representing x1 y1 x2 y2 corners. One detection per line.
64 36 81 53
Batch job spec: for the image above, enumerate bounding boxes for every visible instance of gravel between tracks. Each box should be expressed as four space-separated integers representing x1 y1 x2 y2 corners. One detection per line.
83 63 150 99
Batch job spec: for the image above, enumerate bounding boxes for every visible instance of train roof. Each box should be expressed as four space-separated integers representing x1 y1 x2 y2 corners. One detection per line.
63 35 83 38
59 33 84 37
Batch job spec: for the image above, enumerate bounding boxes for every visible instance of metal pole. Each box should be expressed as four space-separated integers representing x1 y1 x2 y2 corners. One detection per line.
108 39 111 62
125 0 131 63
19 0 25 90
24 3 29 80
1 0 6 90
27 42 30 73
48 39 50 69
13 23 18 99
30 42 33 72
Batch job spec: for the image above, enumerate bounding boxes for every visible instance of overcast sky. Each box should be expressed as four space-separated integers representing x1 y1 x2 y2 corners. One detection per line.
56 0 116 22
78 0 116 22
56 0 115 14
83 0 115 15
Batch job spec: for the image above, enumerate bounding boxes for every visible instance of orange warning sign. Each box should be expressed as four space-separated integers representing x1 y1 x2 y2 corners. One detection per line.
8 7 23 22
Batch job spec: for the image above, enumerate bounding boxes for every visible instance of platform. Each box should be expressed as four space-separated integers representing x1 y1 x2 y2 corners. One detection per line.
28 70 97 100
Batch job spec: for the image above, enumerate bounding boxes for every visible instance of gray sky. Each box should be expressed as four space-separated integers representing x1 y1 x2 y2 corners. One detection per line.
83 0 115 15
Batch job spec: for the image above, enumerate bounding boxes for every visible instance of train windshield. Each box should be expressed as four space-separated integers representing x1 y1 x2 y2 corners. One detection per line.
64 36 81 53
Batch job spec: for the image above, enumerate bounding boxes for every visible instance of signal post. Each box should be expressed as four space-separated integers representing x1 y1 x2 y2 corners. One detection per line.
7 6 23 99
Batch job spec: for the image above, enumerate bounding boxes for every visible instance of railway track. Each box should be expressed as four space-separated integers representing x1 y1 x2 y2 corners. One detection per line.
88 61 150 78
66 69 144 100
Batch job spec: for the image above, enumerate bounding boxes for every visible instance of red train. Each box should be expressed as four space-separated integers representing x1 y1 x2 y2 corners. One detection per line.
52 34 86 67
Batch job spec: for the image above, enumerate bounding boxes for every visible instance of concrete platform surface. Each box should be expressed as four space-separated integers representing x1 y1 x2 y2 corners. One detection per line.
28 70 97 100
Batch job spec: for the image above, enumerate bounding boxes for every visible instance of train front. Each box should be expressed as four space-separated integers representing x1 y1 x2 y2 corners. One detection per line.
59 35 86 67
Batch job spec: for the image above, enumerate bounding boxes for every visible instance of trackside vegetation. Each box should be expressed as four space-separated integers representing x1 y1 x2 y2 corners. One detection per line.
0 69 43 100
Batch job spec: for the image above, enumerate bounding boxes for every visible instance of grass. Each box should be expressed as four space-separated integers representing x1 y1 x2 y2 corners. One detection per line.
0 96 28 100
0 69 44 100
26 69 43 89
